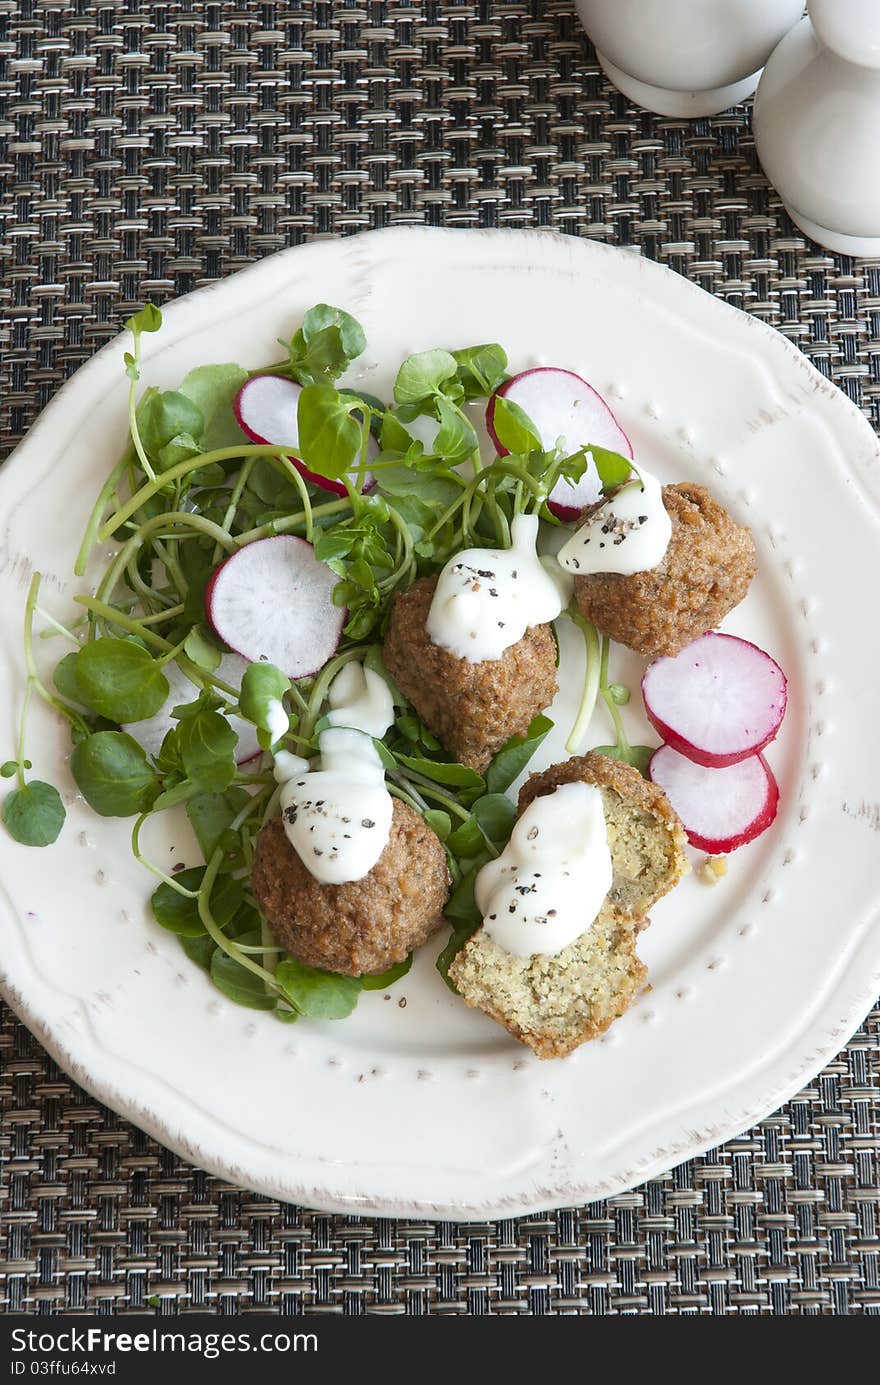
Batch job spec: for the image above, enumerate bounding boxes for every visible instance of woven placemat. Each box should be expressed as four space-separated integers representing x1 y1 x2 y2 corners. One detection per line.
1 0 879 1316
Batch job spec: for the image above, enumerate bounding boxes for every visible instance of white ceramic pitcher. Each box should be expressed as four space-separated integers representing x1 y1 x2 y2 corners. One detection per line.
753 0 880 256
575 0 805 116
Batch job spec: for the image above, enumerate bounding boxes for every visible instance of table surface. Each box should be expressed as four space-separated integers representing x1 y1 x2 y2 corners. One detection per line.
1 0 879 1316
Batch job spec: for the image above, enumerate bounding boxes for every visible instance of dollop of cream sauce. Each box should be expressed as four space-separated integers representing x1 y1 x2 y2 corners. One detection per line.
426 513 569 663
476 782 613 958
557 464 672 577
273 664 395 885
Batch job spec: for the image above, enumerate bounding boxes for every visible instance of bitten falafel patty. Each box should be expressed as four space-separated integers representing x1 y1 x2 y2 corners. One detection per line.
252 798 450 977
383 575 558 774
574 482 756 659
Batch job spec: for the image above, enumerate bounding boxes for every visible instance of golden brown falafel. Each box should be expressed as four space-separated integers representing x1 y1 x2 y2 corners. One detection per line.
252 799 450 976
574 482 756 659
383 575 558 774
449 754 687 1058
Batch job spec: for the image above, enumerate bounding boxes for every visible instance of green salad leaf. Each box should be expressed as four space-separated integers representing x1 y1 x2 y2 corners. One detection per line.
275 958 362 1019
2 781 66 847
70 732 159 817
75 639 169 724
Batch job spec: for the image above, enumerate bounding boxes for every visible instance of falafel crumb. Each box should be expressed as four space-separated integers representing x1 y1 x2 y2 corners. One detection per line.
698 855 728 886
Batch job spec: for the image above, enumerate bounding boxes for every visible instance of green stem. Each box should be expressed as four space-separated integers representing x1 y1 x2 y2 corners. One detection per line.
22 574 90 743
99 444 324 541
599 635 630 752
564 606 602 754
75 452 132 575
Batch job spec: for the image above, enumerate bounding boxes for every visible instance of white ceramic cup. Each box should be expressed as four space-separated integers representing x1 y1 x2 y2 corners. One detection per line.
753 0 880 255
575 0 806 116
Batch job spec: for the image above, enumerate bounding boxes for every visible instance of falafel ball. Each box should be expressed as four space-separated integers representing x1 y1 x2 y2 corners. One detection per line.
574 482 757 660
252 798 450 976
383 575 558 774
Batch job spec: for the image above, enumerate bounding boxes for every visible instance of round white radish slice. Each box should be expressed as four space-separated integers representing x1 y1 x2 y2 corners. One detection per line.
642 632 787 768
233 373 377 497
205 535 344 679
123 653 261 765
486 367 633 519
648 745 780 853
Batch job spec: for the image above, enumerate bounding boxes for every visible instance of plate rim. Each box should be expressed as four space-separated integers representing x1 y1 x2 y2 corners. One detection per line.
1 225 879 1220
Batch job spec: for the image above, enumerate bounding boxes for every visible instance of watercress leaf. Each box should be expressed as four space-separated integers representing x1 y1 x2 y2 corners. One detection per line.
372 738 398 773
53 651 85 705
2 781 65 847
436 923 480 992
211 932 276 1010
151 867 243 936
156 432 202 471
186 788 251 861
75 639 169 723
589 444 634 493
433 395 478 464
394 349 458 406
607 683 630 706
380 410 417 454
0 761 18 779
138 391 204 460
150 867 205 934
178 363 249 452
452 343 509 400
125 304 162 336
238 663 290 735
183 625 222 672
444 859 489 925
71 731 159 817
472 792 516 845
490 394 543 455
422 808 452 842
275 1003 300 1024
485 714 553 795
177 708 237 792
395 754 485 791
151 781 200 812
446 815 484 857
593 743 654 778
297 385 362 479
301 304 366 363
179 934 216 969
246 455 302 508
360 954 413 990
376 467 460 511
275 958 362 1019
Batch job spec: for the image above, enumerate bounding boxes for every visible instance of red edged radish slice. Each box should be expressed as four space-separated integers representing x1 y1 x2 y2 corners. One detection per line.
648 745 779 853
123 654 261 765
486 367 633 519
205 535 344 679
233 373 377 497
642 632 787 768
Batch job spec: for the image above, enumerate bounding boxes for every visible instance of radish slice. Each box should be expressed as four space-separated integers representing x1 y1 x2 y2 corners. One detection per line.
123 654 261 765
648 746 780 853
205 535 344 679
233 373 377 497
642 633 788 768
486 367 633 519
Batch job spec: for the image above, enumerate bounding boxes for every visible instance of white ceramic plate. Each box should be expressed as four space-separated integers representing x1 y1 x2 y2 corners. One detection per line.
2 228 879 1220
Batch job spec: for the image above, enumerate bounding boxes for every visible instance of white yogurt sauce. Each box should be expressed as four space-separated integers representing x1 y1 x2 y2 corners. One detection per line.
426 513 567 663
274 665 395 885
557 465 672 577
265 697 290 745
476 782 613 958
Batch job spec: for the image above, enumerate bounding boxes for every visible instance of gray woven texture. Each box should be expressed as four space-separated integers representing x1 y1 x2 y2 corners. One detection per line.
1 0 879 1316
